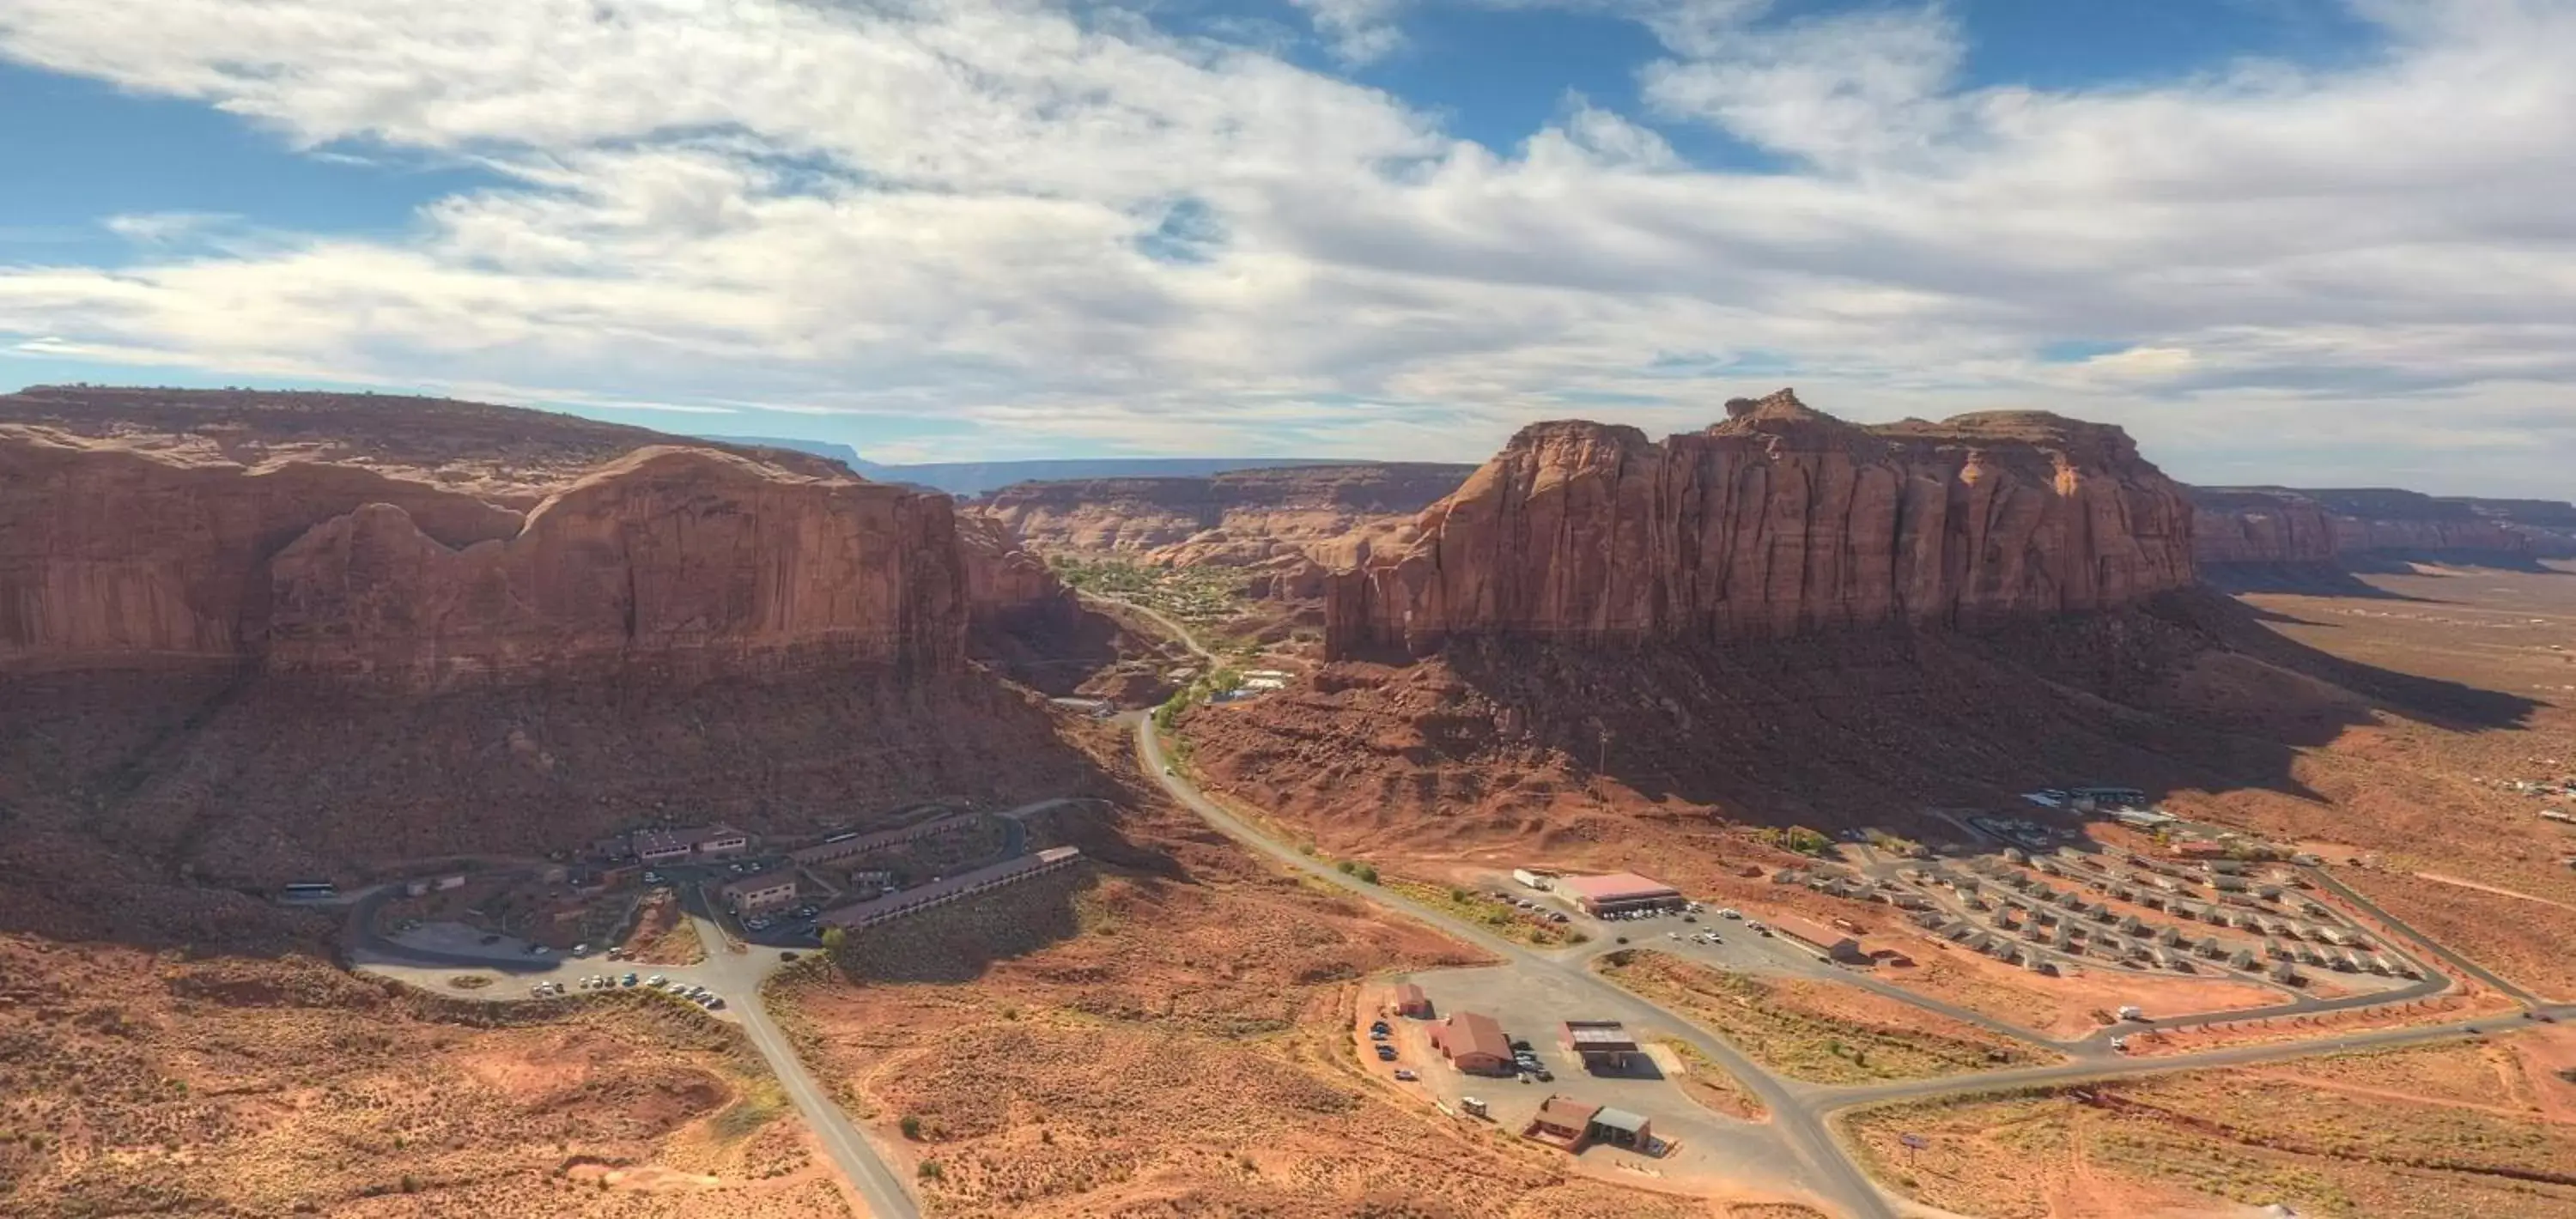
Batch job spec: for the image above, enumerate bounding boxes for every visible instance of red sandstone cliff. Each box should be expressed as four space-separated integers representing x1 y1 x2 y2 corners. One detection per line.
1 393 978 685
1324 390 2196 657
2189 489 2340 566
264 447 967 682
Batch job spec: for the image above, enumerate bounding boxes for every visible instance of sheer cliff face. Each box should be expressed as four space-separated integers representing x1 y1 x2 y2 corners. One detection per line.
264 447 967 682
1324 391 2196 657
0 425 525 665
2190 490 2340 565
4 421 971 685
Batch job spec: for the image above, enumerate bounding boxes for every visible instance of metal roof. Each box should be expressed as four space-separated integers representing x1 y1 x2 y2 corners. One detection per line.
1591 1107 1649 1133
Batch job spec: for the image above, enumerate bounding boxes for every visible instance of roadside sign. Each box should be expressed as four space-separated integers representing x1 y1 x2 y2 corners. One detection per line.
1899 1134 1929 1149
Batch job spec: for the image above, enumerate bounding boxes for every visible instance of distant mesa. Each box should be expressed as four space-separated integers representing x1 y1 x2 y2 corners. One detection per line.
2188 484 2576 571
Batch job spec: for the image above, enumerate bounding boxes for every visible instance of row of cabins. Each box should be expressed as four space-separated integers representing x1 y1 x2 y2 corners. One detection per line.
788 810 979 868
815 847 1084 929
629 825 752 864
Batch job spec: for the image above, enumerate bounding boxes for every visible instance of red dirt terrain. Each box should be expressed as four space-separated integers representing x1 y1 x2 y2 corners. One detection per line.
766 775 1718 1217
0 933 850 1217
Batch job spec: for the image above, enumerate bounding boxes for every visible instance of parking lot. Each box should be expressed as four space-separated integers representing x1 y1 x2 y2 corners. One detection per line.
1378 965 1817 1198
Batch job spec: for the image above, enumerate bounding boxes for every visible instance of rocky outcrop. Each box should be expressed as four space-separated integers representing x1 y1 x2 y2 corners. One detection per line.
975 463 1473 566
264 447 966 683
957 512 1081 635
1324 390 2196 658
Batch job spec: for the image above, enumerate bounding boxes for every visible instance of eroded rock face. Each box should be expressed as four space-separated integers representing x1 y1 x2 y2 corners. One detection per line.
1325 390 2196 657
264 447 967 682
0 425 523 665
2190 489 2341 566
975 463 1473 566
957 512 1081 636
4 413 975 685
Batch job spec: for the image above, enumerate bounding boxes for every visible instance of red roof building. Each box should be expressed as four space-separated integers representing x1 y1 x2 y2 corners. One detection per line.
1524 1095 1601 1146
1392 982 1431 1018
1430 1011 1512 1074
1555 871 1685 915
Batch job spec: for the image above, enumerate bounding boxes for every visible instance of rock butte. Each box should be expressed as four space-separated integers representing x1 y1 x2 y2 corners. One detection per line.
1324 389 2197 658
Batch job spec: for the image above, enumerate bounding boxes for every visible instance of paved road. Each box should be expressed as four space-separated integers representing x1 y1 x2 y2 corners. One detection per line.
1078 591 1216 663
680 904 920 1219
1138 715 1902 1219
2301 864 2543 1006
1820 1003 2574 1110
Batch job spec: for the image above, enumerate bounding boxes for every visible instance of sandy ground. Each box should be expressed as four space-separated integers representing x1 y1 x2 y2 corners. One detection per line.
2117 987 2520 1056
1849 1050 2576 1219
1874 949 2282 1040
0 932 850 1219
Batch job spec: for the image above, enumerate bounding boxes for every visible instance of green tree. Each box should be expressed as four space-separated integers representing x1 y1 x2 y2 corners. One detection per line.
819 926 848 951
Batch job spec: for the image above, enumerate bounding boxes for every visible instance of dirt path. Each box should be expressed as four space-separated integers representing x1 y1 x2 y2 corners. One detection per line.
2412 872 2576 916
2240 1067 2538 1120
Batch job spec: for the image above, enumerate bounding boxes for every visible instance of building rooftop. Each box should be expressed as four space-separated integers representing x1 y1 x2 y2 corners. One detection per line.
1561 1021 1637 1052
1532 1095 1601 1131
1555 871 1681 902
1439 1011 1511 1062
1768 913 1858 950
1591 1107 1649 1133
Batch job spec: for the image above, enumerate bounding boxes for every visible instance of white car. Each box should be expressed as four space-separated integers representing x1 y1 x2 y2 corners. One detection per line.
647 975 668 988
1718 908 1743 919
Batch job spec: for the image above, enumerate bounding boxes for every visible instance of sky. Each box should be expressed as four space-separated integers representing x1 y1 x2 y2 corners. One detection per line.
1 0 2571 494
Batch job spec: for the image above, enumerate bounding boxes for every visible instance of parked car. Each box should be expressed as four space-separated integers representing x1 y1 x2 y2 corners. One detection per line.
705 997 726 1010
1393 1069 1418 1082
621 973 639 987
1719 908 1742 919
1374 1044 1397 1061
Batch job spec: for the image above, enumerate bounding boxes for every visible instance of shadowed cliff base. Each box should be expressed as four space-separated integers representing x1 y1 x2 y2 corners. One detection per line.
2199 562 2437 600
2338 550 2571 576
1182 587 2536 870
0 660 1118 951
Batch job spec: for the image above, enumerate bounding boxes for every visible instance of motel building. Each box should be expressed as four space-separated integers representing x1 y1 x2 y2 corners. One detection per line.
723 875 799 914
1554 871 1686 917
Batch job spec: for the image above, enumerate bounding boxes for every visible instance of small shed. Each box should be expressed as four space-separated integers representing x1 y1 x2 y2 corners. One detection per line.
1392 983 1432 1019
1587 1107 1654 1150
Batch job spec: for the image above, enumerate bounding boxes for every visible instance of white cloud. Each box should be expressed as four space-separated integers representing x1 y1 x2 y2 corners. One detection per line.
1290 0 1406 63
0 0 2571 492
